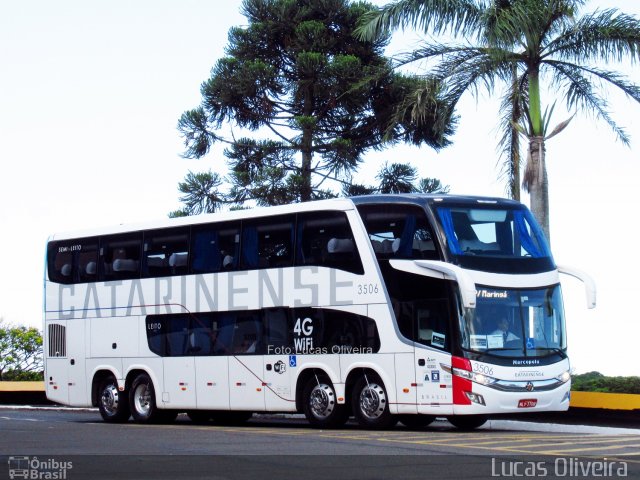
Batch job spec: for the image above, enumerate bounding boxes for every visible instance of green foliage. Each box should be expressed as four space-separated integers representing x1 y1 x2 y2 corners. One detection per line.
176 171 224 215
2 370 44 381
342 161 450 196
572 371 640 395
0 320 43 381
177 0 455 211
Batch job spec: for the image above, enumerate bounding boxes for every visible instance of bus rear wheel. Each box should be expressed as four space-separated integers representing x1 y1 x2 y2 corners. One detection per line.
447 415 488 430
302 375 348 429
129 373 177 424
351 374 396 429
98 376 130 423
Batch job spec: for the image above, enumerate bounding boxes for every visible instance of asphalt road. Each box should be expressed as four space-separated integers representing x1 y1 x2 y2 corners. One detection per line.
1 408 639 479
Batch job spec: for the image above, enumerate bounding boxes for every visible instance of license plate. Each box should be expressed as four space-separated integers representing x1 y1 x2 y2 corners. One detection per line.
518 399 537 408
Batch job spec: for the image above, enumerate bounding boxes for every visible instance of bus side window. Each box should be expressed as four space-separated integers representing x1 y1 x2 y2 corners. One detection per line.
264 308 290 352
101 233 142 281
142 228 189 278
357 204 440 261
47 239 98 284
78 242 99 282
241 215 294 270
232 314 263 354
191 222 240 274
296 211 364 275
165 316 190 356
48 243 75 284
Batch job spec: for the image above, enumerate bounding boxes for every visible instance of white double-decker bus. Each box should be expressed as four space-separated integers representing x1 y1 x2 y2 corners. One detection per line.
44 194 594 429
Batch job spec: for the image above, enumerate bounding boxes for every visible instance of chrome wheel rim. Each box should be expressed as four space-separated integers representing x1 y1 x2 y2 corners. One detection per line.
359 383 386 420
309 383 335 420
133 383 152 417
100 384 120 416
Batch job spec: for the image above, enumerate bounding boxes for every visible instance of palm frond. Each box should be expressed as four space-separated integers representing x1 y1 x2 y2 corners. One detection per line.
544 9 640 63
355 0 484 41
496 68 526 199
392 43 485 69
437 49 518 105
549 62 640 103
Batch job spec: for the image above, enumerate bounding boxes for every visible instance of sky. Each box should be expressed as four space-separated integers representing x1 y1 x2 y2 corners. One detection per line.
0 0 638 376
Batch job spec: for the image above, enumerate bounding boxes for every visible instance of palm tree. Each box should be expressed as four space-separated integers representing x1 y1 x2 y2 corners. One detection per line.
356 0 640 240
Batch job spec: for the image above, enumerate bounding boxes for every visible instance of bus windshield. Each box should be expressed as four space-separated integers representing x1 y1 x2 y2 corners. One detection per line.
460 285 566 358
435 205 554 273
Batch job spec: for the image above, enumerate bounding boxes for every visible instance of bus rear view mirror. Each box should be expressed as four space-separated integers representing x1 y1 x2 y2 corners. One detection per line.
557 265 597 309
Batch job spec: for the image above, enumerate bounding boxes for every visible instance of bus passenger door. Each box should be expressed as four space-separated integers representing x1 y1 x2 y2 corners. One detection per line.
413 301 453 415
263 308 295 411
263 355 294 411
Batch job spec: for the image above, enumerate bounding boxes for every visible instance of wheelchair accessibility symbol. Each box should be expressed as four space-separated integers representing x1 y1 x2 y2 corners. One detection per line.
289 355 297 368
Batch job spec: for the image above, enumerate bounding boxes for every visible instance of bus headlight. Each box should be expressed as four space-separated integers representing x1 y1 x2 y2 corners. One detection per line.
467 371 497 386
556 370 571 384
443 364 497 387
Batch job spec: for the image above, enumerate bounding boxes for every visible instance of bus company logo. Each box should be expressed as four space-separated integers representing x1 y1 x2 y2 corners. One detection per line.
525 382 534 392
514 370 544 378
8 456 72 479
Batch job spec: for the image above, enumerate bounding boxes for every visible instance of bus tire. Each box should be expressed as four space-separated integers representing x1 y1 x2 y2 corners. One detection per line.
351 374 396 429
302 375 348 429
97 376 130 423
399 414 435 429
447 415 488 430
129 373 173 424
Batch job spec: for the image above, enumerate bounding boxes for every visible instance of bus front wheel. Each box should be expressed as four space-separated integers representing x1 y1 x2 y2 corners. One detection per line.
129 373 177 424
351 374 396 429
97 376 130 423
302 375 348 429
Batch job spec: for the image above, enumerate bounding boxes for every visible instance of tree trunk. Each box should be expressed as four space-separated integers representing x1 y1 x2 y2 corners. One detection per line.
300 85 314 202
300 144 312 202
526 136 550 243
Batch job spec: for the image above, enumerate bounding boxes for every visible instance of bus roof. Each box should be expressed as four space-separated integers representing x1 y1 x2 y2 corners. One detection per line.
47 193 523 241
350 193 524 208
47 197 356 241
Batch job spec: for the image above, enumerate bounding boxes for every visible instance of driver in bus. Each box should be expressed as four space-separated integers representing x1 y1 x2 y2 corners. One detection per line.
492 317 520 343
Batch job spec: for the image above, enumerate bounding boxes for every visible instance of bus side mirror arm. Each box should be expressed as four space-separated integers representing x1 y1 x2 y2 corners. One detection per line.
557 265 596 309
413 260 477 309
